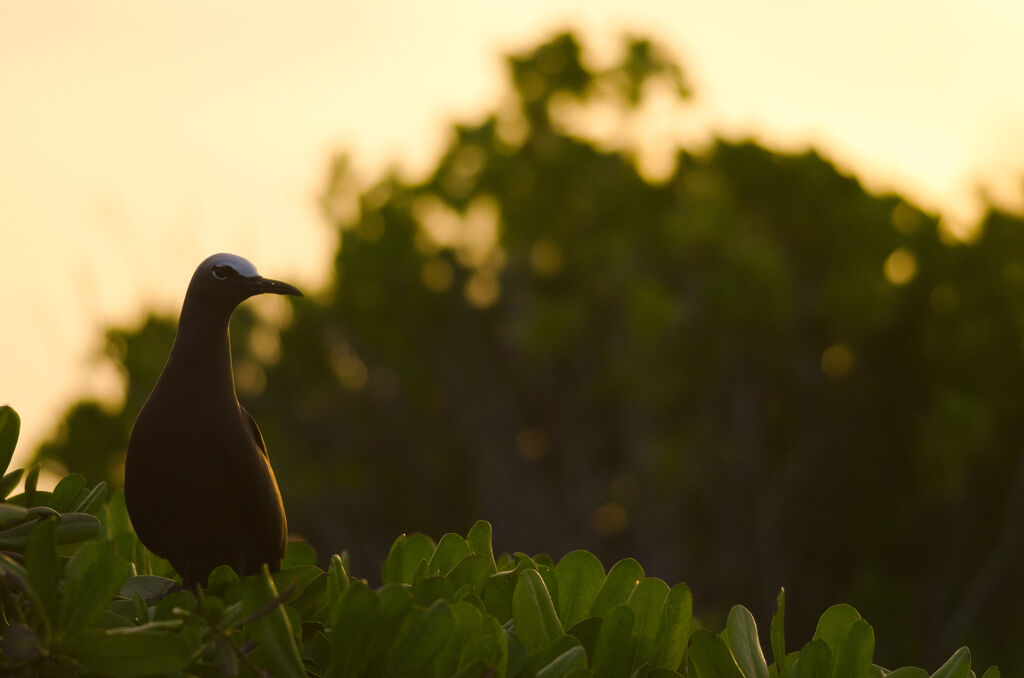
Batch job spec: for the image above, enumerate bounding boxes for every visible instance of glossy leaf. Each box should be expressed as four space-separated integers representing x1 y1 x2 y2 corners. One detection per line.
242 565 306 678
448 553 494 595
537 645 588 677
513 568 564 654
688 628 744 678
381 532 436 585
793 639 832 678
628 577 670 666
0 468 24 500
589 558 643 618
0 405 20 476
61 626 191 677
25 517 60 634
648 582 692 670
49 473 86 512
885 668 929 678
23 463 40 505
727 604 770 678
833 618 874 678
771 589 786 672
59 539 131 638
427 532 471 576
73 481 108 515
282 540 318 568
483 569 517 624
931 647 971 678
555 549 606 629
467 519 496 568
384 600 455 678
813 604 862 657
327 582 381 677
118 575 177 600
592 604 636 678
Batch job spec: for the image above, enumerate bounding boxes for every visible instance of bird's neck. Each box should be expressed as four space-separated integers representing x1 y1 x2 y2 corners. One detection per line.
165 304 237 391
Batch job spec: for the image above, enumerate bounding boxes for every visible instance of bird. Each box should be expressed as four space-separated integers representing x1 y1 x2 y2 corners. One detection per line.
124 253 302 588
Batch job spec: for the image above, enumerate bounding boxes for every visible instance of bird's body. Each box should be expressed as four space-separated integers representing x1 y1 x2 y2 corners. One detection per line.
125 253 301 587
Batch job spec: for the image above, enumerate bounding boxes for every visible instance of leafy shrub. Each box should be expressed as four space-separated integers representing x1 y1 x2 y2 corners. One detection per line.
0 406 999 677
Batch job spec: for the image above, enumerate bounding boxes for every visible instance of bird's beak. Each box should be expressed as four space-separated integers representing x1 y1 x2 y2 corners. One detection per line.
242 276 304 297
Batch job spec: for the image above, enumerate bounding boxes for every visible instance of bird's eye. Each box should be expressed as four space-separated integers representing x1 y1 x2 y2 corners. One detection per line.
212 265 235 280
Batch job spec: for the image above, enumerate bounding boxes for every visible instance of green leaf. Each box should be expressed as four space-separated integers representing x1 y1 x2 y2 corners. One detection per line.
100 491 133 540
59 539 131 638
688 629 744 678
0 468 24 500
467 519 496 568
328 551 350 603
242 564 306 678
770 589 787 673
282 540 318 568
793 639 832 678
428 532 472 575
555 549 606 629
592 604 636 678
812 604 862 658
483 569 517 624
0 501 29 528
74 481 108 515
514 568 564 654
49 473 86 512
381 532 436 585
537 645 588 678
413 575 456 606
628 577 670 666
23 463 40 506
833 619 874 678
458 612 508 675
435 601 494 675
0 405 20 476
60 627 191 677
327 582 381 677
979 667 1001 678
25 518 60 635
727 605 770 678
118 575 178 600
589 558 644 618
648 583 692 670
448 553 495 595
884 668 928 678
931 647 971 678
384 599 455 678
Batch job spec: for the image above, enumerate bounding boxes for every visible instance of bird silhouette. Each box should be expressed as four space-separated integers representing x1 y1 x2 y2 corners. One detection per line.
125 253 302 587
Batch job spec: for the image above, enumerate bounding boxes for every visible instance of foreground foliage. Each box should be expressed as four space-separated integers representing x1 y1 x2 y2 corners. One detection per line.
0 407 999 677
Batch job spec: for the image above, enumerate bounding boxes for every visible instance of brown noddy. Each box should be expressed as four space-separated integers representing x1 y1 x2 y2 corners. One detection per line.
124 253 301 588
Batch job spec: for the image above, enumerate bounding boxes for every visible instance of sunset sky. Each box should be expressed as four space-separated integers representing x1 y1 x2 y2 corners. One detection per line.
3 1 1024 467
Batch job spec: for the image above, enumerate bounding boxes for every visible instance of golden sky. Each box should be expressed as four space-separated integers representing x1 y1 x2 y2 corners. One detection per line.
3 0 1024 466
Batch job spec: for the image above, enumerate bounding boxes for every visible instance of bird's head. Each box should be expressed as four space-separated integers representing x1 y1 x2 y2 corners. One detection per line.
185 253 303 314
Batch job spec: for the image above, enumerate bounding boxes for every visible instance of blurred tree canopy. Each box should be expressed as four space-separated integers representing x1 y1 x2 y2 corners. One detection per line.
34 31 1024 672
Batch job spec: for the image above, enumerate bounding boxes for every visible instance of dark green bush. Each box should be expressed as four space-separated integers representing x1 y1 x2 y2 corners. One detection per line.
0 407 999 677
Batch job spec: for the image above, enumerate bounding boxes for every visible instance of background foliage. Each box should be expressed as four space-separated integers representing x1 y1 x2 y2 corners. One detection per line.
32 31 1024 672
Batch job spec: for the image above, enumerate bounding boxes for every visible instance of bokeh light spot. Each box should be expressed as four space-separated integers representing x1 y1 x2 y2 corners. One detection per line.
884 247 918 286
421 258 454 292
821 343 854 378
516 427 550 460
465 272 500 308
591 502 628 536
530 238 563 276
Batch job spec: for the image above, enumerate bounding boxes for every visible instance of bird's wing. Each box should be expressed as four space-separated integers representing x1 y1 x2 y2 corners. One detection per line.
241 405 270 459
